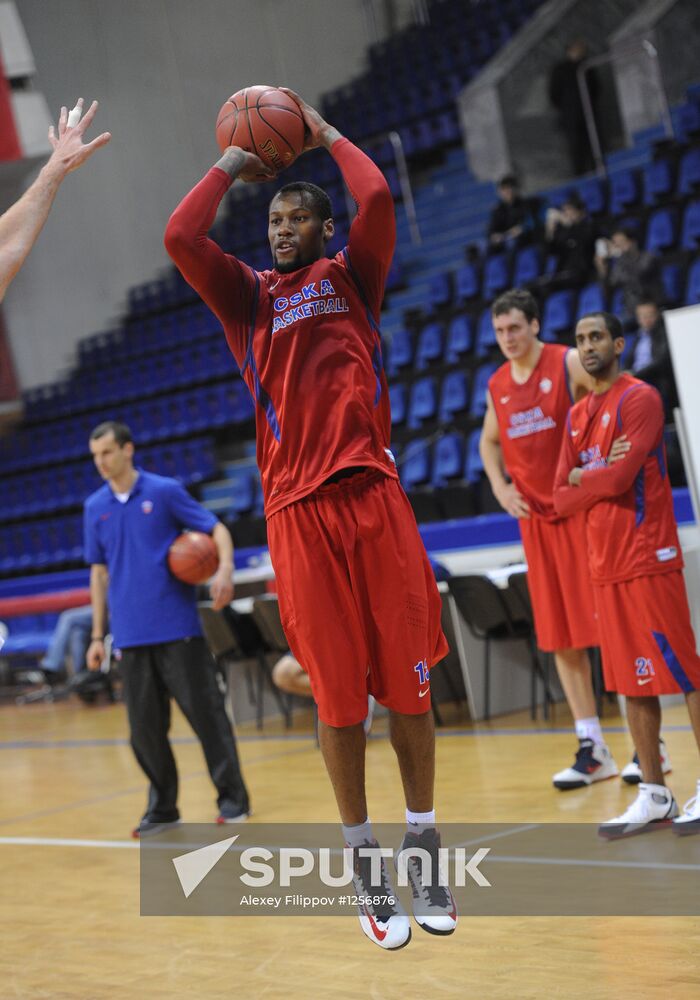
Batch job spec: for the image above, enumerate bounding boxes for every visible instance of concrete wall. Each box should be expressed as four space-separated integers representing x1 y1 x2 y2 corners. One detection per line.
2 0 412 390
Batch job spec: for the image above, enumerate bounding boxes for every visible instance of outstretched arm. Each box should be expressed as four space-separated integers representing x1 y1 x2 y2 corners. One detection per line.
0 99 110 301
280 88 395 311
164 147 274 365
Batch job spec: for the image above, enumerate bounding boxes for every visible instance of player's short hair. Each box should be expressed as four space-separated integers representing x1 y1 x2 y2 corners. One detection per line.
498 174 518 188
611 225 638 243
561 191 585 212
491 288 540 323
90 420 133 446
578 311 623 339
271 182 333 222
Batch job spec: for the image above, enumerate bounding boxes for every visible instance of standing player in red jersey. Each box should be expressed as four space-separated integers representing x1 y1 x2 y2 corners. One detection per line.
554 311 700 838
165 90 454 949
480 289 622 789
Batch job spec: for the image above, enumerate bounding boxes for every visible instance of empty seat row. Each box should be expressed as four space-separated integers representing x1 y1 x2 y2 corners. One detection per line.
398 430 484 492
390 363 498 429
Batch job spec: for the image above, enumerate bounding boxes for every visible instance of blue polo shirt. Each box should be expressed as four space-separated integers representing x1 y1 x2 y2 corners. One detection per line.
83 470 218 648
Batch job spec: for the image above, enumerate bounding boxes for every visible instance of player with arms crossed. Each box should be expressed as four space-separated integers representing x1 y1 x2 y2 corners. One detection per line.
554 312 700 837
480 289 621 789
165 90 454 949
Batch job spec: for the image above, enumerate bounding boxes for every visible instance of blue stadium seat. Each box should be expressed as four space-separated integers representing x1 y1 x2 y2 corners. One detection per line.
576 177 606 215
475 308 497 357
464 429 485 483
389 382 408 425
385 329 414 376
469 363 498 418
482 252 510 300
438 370 470 423
454 264 480 304
228 473 257 516
431 433 466 486
610 287 626 319
685 258 700 305
678 148 700 196
608 169 639 216
427 271 452 310
407 377 438 428
661 262 683 306
512 245 542 286
414 322 444 370
681 200 700 250
672 102 700 142
444 315 474 363
642 159 674 206
540 290 575 342
576 282 606 320
399 440 431 489
645 207 677 253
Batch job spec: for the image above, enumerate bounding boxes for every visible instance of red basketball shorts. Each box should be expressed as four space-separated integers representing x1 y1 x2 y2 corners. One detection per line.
593 570 700 697
266 470 449 726
519 511 598 652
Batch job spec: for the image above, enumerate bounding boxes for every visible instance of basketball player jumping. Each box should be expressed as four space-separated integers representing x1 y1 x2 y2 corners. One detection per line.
165 89 455 949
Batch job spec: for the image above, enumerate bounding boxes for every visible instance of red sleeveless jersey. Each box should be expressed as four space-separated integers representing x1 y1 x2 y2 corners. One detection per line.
554 374 682 585
489 344 573 520
165 139 398 518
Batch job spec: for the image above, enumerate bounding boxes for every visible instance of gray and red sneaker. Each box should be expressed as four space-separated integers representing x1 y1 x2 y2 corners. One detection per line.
350 839 411 951
397 827 457 936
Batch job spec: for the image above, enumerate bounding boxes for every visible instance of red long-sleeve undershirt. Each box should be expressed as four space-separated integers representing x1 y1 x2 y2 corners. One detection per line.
553 385 664 517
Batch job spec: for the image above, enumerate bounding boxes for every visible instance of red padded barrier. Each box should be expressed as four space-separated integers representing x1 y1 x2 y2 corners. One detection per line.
0 588 91 619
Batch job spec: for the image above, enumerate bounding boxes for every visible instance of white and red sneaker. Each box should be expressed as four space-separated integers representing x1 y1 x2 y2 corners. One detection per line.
397 827 457 936
350 839 411 950
599 783 679 840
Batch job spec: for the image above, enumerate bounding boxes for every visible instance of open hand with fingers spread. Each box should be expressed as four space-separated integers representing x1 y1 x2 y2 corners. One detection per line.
46 98 111 179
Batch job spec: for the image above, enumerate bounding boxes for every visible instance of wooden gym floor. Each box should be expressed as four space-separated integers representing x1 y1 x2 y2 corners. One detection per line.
1 695 699 999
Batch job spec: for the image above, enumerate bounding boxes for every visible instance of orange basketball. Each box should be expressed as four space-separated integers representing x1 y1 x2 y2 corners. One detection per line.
215 85 305 172
167 531 219 585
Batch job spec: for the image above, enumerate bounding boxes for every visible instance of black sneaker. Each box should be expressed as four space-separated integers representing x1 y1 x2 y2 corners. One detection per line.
397 827 457 935
216 801 250 824
350 839 411 950
132 816 181 839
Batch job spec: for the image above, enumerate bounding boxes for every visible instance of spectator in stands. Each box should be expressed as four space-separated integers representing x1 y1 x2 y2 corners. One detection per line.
545 193 595 286
626 299 678 418
548 39 599 176
40 604 95 677
83 420 250 836
0 99 109 302
272 652 375 733
594 228 664 324
488 175 541 249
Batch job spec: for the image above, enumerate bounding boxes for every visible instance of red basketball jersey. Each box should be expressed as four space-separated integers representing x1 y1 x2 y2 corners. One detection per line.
489 343 573 520
165 139 397 518
554 374 682 585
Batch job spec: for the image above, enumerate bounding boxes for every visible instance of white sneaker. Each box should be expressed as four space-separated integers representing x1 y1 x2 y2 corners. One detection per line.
621 739 672 785
598 783 679 840
350 839 411 950
552 739 619 790
673 779 700 836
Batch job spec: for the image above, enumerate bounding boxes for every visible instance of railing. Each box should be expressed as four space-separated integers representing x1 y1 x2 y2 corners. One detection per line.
577 36 673 177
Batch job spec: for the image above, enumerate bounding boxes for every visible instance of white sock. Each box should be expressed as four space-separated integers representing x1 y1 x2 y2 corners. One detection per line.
342 818 373 847
575 716 603 745
406 808 436 829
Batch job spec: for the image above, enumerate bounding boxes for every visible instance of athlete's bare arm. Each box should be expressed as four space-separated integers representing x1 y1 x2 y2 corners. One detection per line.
0 99 110 302
480 392 530 519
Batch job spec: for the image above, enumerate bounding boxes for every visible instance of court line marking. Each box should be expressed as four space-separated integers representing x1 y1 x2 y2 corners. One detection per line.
0 723 693 750
1 835 699 875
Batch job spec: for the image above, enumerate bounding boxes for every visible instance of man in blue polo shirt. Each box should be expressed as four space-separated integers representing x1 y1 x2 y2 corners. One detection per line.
84 420 249 836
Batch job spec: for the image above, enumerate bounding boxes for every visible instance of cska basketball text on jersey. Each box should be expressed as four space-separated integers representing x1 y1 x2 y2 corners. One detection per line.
272 279 349 334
